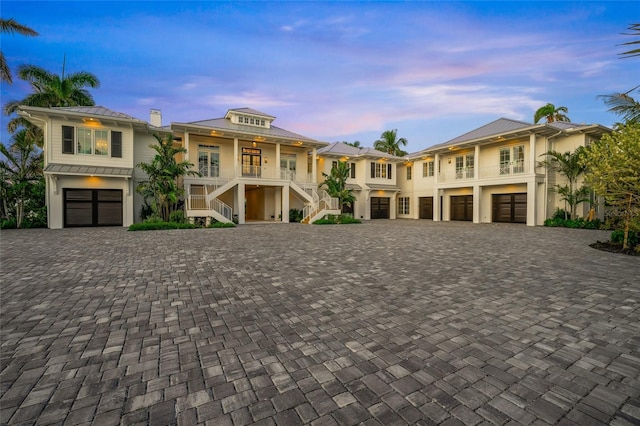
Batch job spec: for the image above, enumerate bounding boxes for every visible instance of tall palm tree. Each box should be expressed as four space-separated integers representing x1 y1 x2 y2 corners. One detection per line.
373 129 408 156
619 23 640 58
4 64 100 132
598 86 640 125
538 147 588 220
533 103 570 124
0 18 39 84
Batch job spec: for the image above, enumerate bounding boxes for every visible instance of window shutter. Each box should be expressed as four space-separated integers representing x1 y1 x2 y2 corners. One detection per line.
388 164 392 179
332 160 337 170
62 126 74 154
111 131 122 158
351 162 356 178
371 163 375 178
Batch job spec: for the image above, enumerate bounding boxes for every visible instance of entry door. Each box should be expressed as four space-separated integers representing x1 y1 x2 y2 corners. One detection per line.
419 197 433 219
64 189 123 227
450 195 473 221
371 197 390 219
242 151 261 177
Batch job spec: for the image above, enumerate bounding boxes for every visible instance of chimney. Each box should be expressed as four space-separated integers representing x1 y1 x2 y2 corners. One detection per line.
150 109 162 127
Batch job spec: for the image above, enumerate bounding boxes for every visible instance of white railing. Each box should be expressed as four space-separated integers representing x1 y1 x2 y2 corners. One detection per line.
187 194 207 210
211 198 233 221
479 161 528 179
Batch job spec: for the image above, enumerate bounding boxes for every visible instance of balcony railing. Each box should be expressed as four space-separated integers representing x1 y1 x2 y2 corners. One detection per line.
438 162 530 182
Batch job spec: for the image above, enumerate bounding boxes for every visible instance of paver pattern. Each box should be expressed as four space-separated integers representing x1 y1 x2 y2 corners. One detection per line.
1 220 639 426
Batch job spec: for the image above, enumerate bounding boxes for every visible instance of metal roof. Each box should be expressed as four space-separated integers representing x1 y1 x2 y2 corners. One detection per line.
226 107 276 119
318 142 404 160
44 164 133 177
365 183 401 191
45 106 145 122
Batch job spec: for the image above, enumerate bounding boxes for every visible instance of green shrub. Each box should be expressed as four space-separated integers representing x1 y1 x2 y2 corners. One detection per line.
207 221 236 228
312 214 361 225
552 208 570 220
544 217 601 229
289 209 303 223
128 221 199 231
611 229 639 247
169 210 186 224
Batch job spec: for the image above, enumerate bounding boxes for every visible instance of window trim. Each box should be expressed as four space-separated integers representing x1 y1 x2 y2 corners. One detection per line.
398 196 410 215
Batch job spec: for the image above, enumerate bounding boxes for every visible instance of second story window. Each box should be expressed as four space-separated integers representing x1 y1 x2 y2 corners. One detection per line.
499 145 524 175
456 154 474 179
371 162 392 179
423 161 434 177
198 145 219 177
62 125 121 158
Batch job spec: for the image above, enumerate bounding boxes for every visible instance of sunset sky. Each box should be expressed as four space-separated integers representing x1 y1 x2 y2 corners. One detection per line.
2 1 638 151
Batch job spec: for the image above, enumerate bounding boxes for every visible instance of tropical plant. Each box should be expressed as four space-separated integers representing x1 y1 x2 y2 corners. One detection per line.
0 128 44 228
538 147 588 220
581 122 640 250
319 160 355 213
343 140 361 148
374 129 408 156
619 23 640 58
0 18 38 84
4 63 100 132
533 103 570 123
136 134 200 222
598 86 640 125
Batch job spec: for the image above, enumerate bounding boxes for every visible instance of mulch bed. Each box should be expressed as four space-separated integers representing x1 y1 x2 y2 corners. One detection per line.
590 241 640 256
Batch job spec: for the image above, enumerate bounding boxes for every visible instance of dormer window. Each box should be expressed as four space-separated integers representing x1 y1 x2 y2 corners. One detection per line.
236 114 268 128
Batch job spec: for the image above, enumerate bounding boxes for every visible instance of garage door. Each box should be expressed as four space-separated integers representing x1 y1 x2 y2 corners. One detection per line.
450 195 473 221
419 197 433 219
64 189 123 227
371 197 390 219
492 193 527 223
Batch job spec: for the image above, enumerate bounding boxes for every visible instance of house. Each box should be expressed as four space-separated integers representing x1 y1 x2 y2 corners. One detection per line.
18 105 340 228
17 106 164 229
396 118 611 226
316 142 404 220
172 108 339 224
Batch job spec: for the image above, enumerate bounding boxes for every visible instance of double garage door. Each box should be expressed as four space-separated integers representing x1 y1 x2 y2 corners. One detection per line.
64 189 123 227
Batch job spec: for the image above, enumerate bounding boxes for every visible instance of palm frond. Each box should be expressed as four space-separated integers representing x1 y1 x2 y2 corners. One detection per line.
618 23 640 58
0 18 39 36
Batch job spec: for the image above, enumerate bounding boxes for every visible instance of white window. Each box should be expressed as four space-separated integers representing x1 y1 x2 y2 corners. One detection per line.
499 145 524 175
398 197 410 215
77 128 92 155
371 162 392 179
77 127 109 156
281 153 297 175
455 155 474 179
423 161 434 177
406 166 412 180
95 130 109 156
198 145 220 177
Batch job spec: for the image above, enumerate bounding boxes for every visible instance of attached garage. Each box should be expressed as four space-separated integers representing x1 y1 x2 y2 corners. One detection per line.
492 193 527 223
64 189 123 227
370 197 390 219
450 195 473 221
419 197 433 219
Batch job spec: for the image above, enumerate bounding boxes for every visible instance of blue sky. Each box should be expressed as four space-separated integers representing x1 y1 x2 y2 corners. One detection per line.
2 1 638 152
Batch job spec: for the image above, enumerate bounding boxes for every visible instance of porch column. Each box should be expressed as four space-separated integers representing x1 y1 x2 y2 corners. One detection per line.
473 185 481 224
233 138 239 177
282 185 290 223
474 145 480 179
365 191 371 220
434 154 440 184
184 132 190 162
275 188 282 221
275 143 281 178
529 133 536 174
237 182 245 224
433 188 440 222
527 180 537 227
312 148 317 183
390 193 397 219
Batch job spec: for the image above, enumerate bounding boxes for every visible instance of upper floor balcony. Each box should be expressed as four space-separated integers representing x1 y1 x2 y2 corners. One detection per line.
437 161 531 183
185 165 316 187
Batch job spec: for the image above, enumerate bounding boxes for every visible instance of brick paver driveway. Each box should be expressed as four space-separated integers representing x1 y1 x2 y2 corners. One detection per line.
1 221 639 425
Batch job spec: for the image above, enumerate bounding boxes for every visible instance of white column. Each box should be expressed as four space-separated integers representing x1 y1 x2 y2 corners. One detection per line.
474 145 480 179
275 188 282 221
237 182 245 224
527 180 537 226
233 138 239 177
473 185 481 224
433 188 440 222
529 133 536 174
365 191 371 220
390 193 397 219
184 132 190 162
275 143 281 179
434 154 440 184
312 148 317 183
282 185 290 223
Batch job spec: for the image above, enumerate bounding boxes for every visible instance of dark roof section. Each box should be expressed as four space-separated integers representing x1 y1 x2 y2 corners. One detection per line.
44 164 133 177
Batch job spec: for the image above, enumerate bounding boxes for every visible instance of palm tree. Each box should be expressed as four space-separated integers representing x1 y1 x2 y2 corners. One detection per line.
373 129 408 156
533 103 570 123
319 161 355 214
4 63 100 132
0 128 44 228
538 147 588 220
598 86 640 125
619 23 640 58
0 18 38 84
137 134 200 222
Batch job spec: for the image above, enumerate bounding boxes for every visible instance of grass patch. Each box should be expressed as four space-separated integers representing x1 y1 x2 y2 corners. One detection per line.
313 214 362 225
207 221 236 228
128 221 199 231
